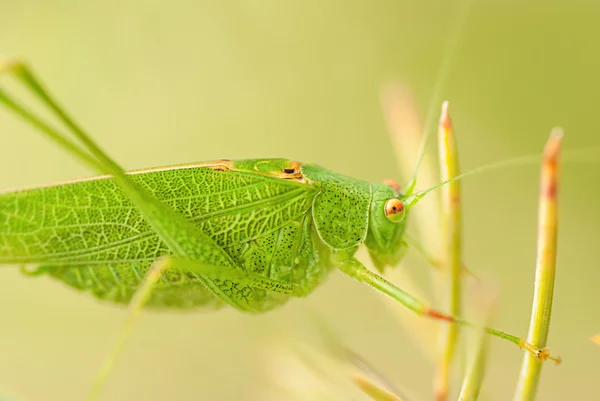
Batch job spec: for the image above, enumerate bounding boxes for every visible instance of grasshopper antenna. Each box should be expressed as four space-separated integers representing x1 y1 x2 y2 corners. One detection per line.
390 0 475 197
404 139 600 209
402 127 570 210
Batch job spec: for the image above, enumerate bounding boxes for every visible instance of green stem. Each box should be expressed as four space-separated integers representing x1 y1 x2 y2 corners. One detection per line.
434 101 462 401
513 129 563 400
457 297 494 401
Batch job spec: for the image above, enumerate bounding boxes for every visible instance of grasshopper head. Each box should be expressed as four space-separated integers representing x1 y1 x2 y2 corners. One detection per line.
364 181 409 272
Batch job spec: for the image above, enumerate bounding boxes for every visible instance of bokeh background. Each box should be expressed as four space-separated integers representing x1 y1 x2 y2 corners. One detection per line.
1 0 599 400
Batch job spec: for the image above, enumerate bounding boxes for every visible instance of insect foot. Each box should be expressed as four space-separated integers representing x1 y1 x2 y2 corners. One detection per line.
519 340 561 365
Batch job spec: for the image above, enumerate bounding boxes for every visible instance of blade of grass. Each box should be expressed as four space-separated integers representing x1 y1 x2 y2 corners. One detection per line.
513 129 563 401
263 334 411 401
457 284 497 401
404 233 476 279
314 315 408 399
346 350 405 399
352 375 406 401
378 87 440 358
434 101 463 401
457 326 488 401
381 85 442 255
88 257 172 401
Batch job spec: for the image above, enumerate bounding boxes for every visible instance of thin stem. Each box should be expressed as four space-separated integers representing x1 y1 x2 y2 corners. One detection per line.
513 129 563 401
457 331 487 401
352 374 406 401
404 232 476 279
380 86 442 253
434 101 462 401
87 257 173 401
405 0 474 188
378 86 441 359
457 289 496 401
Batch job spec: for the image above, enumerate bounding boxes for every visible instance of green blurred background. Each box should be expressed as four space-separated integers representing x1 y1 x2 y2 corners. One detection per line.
1 0 599 400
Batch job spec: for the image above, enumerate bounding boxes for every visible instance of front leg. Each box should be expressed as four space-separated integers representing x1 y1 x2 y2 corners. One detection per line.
338 258 559 363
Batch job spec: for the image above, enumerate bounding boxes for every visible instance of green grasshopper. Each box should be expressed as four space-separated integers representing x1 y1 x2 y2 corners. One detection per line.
0 60 558 400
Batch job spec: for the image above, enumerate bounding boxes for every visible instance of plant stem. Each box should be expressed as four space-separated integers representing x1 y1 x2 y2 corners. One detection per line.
457 286 496 401
352 375 406 401
513 129 563 401
434 101 462 401
379 86 441 358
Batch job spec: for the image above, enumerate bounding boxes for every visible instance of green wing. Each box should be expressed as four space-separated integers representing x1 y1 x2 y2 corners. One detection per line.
0 165 317 308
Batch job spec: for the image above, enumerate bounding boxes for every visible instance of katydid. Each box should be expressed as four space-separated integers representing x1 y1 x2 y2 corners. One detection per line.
0 60 559 400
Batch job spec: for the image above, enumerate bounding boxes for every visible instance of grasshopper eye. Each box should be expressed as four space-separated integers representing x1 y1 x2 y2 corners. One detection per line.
384 198 406 223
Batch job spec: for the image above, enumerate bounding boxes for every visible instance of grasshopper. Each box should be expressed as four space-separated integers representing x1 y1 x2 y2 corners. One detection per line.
0 60 558 400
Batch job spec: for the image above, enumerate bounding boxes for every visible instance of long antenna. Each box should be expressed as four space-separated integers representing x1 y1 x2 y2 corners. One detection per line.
404 0 476 194
403 128 572 209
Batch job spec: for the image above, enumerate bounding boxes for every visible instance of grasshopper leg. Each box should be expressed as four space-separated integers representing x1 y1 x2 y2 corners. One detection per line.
338 258 561 364
0 59 305 400
172 258 298 296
